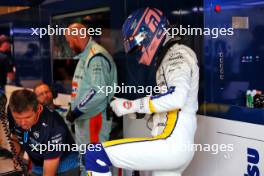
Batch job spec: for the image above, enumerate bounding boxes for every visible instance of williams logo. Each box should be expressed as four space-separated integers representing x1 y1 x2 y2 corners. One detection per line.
33 131 40 139
244 147 260 176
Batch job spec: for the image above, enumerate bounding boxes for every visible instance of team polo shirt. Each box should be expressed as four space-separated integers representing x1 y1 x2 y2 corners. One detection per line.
10 107 78 169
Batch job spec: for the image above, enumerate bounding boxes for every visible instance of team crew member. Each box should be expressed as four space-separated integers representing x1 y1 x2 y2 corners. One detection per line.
65 23 117 175
34 82 56 110
83 7 199 176
33 82 69 117
33 82 74 134
8 89 79 176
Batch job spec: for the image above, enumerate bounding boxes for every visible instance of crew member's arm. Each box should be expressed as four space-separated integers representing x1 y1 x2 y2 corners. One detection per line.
43 157 60 176
111 48 197 116
71 56 112 118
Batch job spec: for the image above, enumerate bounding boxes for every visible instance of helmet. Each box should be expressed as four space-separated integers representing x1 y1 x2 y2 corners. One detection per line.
122 7 169 65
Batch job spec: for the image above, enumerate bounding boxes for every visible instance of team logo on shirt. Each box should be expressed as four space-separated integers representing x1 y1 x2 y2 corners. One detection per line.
33 131 40 139
51 133 62 144
123 100 132 109
72 81 78 97
42 122 48 127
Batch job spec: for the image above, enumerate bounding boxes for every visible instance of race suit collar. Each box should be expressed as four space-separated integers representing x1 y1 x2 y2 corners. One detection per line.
155 35 179 69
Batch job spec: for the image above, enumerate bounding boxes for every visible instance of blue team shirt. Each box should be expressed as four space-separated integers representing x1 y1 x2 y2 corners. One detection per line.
9 107 79 173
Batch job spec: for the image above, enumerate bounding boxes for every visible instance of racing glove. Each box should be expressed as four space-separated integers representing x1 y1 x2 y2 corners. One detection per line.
66 108 83 123
110 97 151 117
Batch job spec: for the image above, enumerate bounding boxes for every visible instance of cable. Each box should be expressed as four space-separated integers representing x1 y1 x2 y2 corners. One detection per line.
0 113 27 175
0 93 27 175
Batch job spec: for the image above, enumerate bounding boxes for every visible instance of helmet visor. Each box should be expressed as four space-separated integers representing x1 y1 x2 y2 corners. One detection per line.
124 32 146 54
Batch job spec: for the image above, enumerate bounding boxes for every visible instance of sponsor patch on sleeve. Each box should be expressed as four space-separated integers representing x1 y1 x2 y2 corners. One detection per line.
79 89 96 108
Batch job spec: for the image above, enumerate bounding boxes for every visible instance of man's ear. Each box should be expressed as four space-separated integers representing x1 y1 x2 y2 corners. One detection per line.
37 104 43 112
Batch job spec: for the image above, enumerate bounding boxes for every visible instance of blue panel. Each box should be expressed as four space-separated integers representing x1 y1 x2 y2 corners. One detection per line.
202 0 264 125
12 25 52 86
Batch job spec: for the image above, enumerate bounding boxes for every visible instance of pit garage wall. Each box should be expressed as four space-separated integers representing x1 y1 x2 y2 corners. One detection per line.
184 0 264 174
183 115 263 176
202 0 264 124
124 115 264 176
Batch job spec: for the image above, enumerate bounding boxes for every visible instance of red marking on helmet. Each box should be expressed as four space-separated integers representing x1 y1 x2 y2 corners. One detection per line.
154 8 163 16
145 9 161 33
132 7 149 36
139 33 164 65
